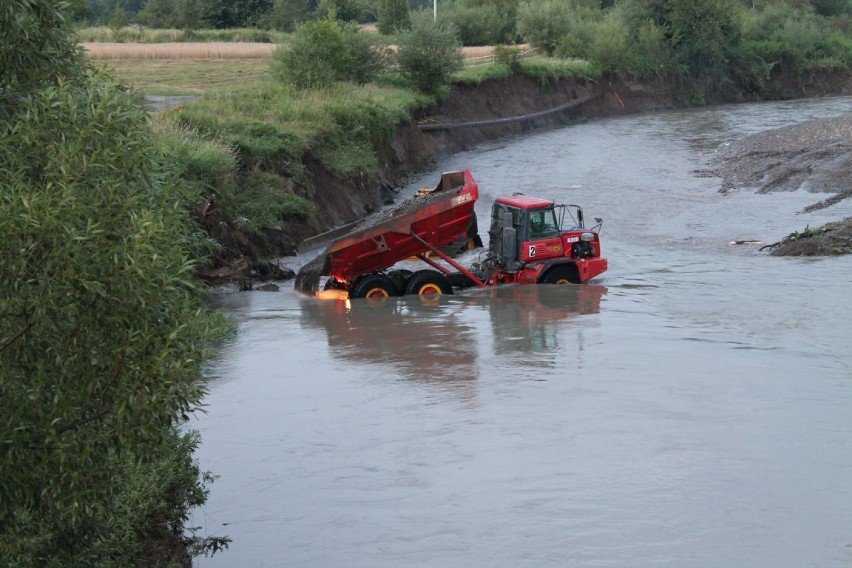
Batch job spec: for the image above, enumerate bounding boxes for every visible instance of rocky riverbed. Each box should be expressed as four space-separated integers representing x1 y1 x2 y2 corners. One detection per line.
714 111 852 255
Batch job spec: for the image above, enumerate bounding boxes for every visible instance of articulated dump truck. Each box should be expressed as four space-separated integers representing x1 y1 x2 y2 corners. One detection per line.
294 170 607 299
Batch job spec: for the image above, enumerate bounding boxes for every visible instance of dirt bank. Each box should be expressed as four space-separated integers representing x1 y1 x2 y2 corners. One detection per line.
714 112 852 256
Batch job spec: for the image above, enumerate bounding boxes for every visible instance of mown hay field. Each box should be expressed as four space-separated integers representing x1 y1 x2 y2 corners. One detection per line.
94 58 271 95
84 42 277 60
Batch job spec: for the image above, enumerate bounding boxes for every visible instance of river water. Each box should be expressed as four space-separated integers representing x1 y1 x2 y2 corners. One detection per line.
193 97 852 568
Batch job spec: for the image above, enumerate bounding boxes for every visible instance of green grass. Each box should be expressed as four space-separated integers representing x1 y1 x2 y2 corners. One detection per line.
454 56 599 84
172 81 430 177
97 59 271 96
454 62 516 84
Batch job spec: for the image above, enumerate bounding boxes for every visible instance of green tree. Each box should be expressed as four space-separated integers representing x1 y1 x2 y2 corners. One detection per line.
664 0 742 73
138 0 177 27
206 0 274 27
265 0 312 31
0 0 84 108
1 0 227 564
396 13 464 94
624 0 742 74
316 0 365 21
517 0 577 54
272 17 353 87
178 0 208 29
272 17 389 87
438 3 508 45
378 0 410 33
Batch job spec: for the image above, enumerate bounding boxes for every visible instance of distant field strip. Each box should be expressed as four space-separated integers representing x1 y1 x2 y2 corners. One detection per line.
83 42 277 60
84 42 527 61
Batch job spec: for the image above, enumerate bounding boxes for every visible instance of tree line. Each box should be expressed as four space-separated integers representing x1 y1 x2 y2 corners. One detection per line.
75 0 850 38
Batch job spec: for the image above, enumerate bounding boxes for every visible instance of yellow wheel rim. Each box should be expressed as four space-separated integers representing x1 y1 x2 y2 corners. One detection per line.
365 287 390 298
417 283 442 295
553 278 571 285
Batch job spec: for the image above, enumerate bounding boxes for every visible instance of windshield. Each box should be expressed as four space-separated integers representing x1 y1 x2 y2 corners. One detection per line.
528 208 559 239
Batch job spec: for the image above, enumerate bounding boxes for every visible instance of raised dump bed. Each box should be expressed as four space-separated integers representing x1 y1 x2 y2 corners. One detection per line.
295 170 478 295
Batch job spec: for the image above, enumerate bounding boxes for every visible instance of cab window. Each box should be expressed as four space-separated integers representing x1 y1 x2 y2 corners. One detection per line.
528 209 559 239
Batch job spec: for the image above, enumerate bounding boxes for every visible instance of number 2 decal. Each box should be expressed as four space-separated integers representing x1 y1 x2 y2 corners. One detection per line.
528 245 536 257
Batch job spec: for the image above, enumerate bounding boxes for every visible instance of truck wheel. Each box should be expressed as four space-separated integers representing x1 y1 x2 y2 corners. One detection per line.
540 266 578 285
405 270 454 296
350 274 398 299
323 277 347 291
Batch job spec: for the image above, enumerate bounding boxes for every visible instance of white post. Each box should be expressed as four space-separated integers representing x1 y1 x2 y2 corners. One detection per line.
433 0 437 21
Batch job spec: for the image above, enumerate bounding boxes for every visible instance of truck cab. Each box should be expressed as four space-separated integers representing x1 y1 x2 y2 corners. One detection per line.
486 195 606 285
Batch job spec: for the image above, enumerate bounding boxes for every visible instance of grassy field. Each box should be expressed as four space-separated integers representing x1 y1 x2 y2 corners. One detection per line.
89 42 535 95
97 58 271 95
84 41 276 59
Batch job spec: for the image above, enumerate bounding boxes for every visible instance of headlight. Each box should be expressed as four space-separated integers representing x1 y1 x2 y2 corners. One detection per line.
581 232 595 242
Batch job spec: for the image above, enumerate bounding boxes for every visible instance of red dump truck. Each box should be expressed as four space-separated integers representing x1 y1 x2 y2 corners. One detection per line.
296 169 607 298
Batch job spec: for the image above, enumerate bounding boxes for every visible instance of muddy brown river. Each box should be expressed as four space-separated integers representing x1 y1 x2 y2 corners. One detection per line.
194 97 852 567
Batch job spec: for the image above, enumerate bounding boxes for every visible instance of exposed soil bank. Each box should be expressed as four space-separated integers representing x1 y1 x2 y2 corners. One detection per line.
714 112 852 256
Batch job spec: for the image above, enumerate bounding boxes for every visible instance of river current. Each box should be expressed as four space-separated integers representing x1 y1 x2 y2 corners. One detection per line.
193 97 852 567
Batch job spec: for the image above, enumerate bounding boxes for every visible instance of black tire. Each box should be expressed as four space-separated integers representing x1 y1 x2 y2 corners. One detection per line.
386 269 413 295
404 269 454 296
540 265 578 285
350 274 399 299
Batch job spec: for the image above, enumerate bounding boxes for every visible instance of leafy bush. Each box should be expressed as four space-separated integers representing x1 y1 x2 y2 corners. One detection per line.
315 0 367 22
342 23 393 83
737 4 851 71
272 17 389 88
627 18 671 78
655 0 742 74
272 18 350 88
396 13 464 94
517 0 575 55
263 0 312 31
823 31 852 67
378 0 411 34
0 0 85 102
554 34 588 59
493 44 524 71
585 18 632 73
438 3 511 46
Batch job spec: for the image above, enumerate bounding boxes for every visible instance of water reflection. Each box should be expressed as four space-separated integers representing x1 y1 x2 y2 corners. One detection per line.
300 293 480 387
299 284 606 384
483 285 606 355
